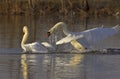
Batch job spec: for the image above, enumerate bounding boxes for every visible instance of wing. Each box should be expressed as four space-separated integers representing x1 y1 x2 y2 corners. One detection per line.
56 34 85 51
70 40 85 51
41 42 56 51
30 42 48 53
56 35 74 45
82 27 119 44
56 34 83 45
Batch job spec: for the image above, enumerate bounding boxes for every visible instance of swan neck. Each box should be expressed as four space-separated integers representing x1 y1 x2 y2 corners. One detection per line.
21 29 29 49
49 22 70 35
62 23 70 35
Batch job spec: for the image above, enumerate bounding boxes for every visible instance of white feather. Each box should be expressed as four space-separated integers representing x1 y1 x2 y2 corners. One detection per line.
21 26 55 53
48 22 120 51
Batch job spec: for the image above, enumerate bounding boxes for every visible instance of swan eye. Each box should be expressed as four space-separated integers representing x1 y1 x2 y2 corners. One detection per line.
47 32 51 37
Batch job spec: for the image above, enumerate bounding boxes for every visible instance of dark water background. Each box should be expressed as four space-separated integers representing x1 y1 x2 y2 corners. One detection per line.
0 15 120 79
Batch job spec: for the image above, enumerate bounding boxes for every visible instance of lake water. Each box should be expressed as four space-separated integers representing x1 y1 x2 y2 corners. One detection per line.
0 15 120 79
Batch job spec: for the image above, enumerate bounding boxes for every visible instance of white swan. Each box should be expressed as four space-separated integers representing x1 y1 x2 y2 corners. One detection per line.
21 26 55 53
47 22 120 51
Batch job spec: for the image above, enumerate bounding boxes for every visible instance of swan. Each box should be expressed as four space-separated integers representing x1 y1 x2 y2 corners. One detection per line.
47 22 120 51
21 26 55 53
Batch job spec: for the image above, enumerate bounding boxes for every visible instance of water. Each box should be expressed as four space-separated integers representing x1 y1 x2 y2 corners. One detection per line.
0 15 120 79
0 54 120 79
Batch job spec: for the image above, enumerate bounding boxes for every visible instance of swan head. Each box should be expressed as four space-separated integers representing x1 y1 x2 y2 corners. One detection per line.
47 22 69 37
47 32 51 37
23 26 28 33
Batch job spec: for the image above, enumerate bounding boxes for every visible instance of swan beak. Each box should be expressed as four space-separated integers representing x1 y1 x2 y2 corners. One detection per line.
47 32 51 37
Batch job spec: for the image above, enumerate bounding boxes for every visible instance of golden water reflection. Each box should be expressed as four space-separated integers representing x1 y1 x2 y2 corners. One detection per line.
69 54 85 66
21 54 28 79
43 54 86 79
0 53 120 79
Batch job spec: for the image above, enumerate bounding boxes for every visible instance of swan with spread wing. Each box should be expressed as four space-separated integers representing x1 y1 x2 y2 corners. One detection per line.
47 22 120 51
21 26 55 53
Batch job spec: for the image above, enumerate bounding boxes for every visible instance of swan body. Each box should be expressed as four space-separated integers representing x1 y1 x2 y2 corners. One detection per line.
21 26 55 53
47 22 120 51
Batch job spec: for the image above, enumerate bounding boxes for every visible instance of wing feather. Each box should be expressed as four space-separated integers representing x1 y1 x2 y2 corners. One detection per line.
70 40 85 51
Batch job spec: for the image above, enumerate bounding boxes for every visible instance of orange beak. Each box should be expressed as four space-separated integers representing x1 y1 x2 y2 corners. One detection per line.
47 32 51 37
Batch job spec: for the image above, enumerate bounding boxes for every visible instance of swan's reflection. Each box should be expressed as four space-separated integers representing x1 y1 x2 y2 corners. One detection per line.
21 54 28 79
21 53 38 79
21 53 47 79
43 54 86 79
69 54 85 65
20 52 86 79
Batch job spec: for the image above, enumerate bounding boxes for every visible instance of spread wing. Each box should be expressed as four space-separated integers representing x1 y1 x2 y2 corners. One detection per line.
70 40 85 51
56 34 83 45
56 35 74 45
56 34 85 51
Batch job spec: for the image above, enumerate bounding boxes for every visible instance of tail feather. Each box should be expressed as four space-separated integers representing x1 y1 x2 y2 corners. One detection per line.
113 24 120 31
